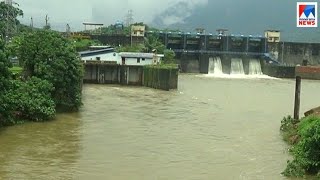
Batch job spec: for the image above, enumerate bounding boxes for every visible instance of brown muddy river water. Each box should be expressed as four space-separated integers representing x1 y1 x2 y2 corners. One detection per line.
0 74 319 180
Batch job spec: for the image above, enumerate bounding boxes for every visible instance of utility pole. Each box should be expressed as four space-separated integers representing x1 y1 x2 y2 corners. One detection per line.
44 14 50 29
66 24 71 38
294 76 301 120
30 17 34 29
282 41 285 64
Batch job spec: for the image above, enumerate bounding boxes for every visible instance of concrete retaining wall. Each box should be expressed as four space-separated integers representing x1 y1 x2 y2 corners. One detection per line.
143 65 178 91
268 42 320 66
83 63 178 90
261 64 295 78
296 66 320 80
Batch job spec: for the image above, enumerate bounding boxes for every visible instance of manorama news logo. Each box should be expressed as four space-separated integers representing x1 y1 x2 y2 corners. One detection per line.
297 2 317 27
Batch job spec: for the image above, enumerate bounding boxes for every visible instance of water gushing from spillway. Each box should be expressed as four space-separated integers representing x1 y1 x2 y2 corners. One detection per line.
208 57 223 74
208 57 215 74
249 59 263 75
205 57 273 79
230 58 245 75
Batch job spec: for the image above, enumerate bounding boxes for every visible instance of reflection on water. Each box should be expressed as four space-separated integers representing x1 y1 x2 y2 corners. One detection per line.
1 74 320 180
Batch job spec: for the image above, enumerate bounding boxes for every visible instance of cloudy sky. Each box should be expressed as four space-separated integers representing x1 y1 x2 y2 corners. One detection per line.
13 0 319 40
15 0 208 31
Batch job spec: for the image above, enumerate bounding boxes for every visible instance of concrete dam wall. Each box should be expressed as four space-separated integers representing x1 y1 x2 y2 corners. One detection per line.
268 42 320 66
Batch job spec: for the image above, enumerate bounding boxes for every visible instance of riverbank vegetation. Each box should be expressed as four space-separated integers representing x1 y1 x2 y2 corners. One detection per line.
72 38 102 51
93 22 180 36
116 34 176 65
281 115 320 178
0 3 83 127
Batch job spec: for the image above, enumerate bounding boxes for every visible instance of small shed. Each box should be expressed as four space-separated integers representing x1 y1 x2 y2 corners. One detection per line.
79 48 120 64
119 52 164 66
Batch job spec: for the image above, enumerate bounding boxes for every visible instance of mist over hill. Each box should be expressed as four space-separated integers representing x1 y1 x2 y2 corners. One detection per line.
152 0 320 43
16 0 320 42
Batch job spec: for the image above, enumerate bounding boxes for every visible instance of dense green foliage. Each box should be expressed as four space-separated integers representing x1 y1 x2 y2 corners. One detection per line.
0 5 83 127
12 30 83 111
72 38 102 51
1 37 60 126
280 115 299 144
144 35 165 53
99 24 130 35
8 77 56 122
163 49 176 64
281 115 320 177
116 44 145 53
0 39 13 126
9 66 22 73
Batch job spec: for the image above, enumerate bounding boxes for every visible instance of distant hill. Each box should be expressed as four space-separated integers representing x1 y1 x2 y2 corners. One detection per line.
151 0 320 43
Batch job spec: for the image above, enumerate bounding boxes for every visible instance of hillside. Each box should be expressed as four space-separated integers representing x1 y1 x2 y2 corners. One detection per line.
151 0 320 43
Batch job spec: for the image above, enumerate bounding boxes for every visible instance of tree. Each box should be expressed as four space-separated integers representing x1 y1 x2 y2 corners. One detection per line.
0 39 13 126
282 116 320 177
9 77 56 122
116 44 145 53
144 35 165 53
14 30 83 111
0 2 23 40
163 49 176 64
72 38 102 51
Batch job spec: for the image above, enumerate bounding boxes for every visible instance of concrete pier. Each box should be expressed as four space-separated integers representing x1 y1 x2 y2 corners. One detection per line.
83 61 143 85
83 61 178 90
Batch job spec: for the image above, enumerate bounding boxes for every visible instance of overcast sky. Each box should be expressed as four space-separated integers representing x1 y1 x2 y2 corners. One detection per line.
15 0 208 31
13 0 319 39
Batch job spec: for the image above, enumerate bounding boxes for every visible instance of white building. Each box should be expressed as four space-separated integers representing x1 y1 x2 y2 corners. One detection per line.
265 30 281 43
119 52 164 66
131 25 146 37
79 48 120 63
79 48 164 66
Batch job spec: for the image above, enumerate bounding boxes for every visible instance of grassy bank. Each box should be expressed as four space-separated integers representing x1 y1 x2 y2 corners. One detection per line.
281 115 320 177
9 66 23 74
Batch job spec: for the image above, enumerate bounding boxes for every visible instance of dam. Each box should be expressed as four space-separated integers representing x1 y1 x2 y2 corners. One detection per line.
145 31 275 74
88 29 320 79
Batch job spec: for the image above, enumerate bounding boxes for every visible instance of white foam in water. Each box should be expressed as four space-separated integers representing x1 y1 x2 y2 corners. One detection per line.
204 58 278 80
208 57 215 74
231 58 245 75
204 73 278 80
208 57 223 74
249 59 263 75
213 57 223 74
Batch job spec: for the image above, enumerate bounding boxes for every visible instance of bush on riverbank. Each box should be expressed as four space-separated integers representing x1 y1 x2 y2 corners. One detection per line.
281 115 320 177
280 115 299 144
9 78 56 122
0 40 14 127
13 29 83 111
1 78 56 126
1 29 84 127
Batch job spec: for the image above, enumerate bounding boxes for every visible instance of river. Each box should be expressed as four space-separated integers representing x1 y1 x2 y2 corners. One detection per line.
0 74 319 180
